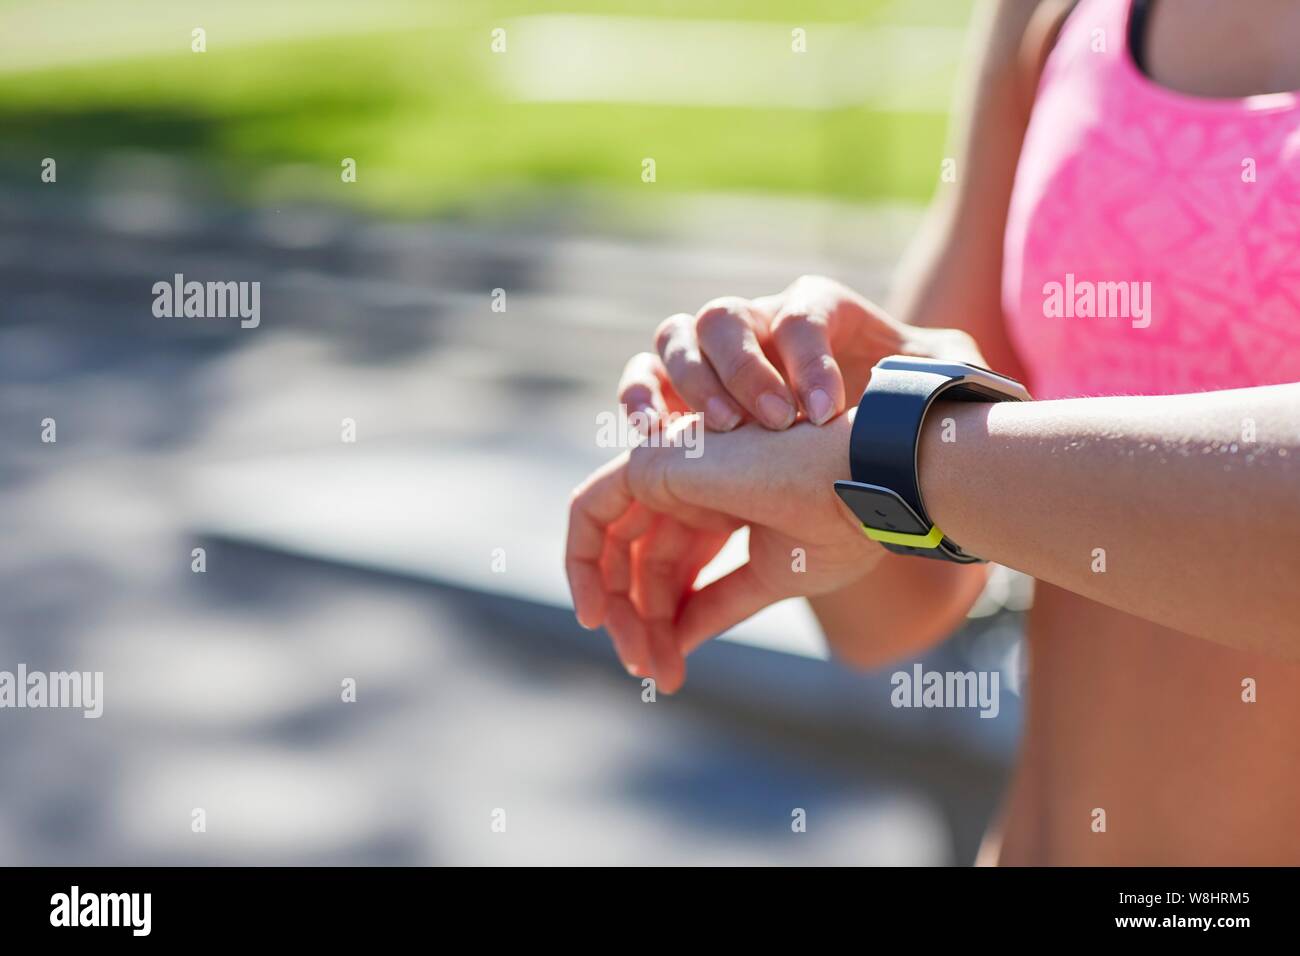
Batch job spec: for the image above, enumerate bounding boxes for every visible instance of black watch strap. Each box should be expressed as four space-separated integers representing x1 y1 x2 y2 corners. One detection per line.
833 357 1029 563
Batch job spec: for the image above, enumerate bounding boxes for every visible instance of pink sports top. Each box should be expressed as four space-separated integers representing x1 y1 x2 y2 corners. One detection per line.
1002 0 1300 399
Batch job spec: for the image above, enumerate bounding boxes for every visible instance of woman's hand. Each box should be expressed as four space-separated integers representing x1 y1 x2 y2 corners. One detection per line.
617 274 987 432
565 410 881 693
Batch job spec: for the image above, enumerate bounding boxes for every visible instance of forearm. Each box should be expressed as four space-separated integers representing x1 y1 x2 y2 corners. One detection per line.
919 384 1300 654
809 555 988 669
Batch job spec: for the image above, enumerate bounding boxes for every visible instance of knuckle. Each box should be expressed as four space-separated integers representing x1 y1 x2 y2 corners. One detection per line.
653 315 688 354
770 307 822 339
658 338 696 371
663 344 701 381
720 347 765 389
697 294 748 317
694 297 750 337
793 350 834 382
694 309 734 339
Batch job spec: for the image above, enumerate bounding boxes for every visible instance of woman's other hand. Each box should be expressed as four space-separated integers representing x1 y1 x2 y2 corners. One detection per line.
617 274 988 433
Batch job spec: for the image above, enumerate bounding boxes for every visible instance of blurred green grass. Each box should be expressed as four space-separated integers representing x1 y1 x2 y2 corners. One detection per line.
0 0 971 216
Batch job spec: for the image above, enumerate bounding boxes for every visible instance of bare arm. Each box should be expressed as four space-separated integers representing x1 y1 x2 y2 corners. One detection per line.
565 382 1300 687
920 385 1300 654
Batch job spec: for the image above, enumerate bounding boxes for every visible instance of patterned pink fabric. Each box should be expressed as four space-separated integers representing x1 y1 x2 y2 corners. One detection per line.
1002 0 1300 398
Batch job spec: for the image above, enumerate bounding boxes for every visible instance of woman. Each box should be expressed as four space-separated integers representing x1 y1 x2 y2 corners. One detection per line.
565 0 1300 864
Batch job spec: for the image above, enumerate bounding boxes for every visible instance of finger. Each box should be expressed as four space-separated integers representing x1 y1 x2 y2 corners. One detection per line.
675 562 781 656
645 621 684 695
630 516 695 692
654 313 744 431
768 307 846 425
631 516 692 623
617 352 676 437
694 298 798 430
606 595 651 679
664 525 737 689
657 522 735 616
565 453 633 629
600 503 655 675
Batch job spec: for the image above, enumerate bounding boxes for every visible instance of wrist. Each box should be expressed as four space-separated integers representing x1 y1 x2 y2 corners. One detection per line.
917 399 995 556
838 356 1028 564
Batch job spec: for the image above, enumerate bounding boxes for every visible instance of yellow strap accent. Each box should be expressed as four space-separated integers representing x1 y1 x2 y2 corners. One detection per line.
862 523 945 549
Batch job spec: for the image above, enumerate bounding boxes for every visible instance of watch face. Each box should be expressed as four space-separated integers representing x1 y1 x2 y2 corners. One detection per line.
832 481 931 535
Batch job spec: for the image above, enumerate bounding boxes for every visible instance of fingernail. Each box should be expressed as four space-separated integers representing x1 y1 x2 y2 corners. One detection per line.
807 388 834 425
706 397 741 431
757 392 796 429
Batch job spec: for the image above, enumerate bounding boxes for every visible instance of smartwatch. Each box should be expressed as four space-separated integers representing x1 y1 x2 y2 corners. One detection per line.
833 356 1030 563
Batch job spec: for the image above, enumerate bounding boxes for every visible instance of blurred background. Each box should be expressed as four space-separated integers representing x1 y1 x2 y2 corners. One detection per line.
0 0 1032 864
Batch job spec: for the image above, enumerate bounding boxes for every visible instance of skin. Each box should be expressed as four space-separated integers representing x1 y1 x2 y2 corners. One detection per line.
568 0 1300 863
